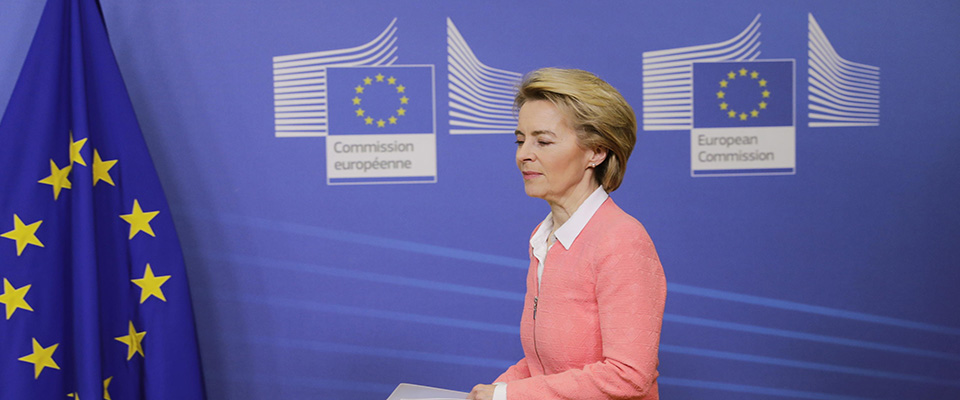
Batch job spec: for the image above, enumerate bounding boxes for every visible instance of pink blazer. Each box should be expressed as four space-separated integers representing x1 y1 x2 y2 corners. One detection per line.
495 198 666 399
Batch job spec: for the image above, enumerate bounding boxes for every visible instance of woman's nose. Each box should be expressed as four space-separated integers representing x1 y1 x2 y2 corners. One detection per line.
516 142 534 162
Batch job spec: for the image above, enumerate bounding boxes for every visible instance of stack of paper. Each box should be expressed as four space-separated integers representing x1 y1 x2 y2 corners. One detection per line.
386 383 469 400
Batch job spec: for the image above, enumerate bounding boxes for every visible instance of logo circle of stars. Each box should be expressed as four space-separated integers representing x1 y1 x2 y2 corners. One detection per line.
716 68 770 121
352 73 409 128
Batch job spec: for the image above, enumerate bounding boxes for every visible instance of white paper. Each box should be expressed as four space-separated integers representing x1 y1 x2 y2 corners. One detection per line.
386 383 468 400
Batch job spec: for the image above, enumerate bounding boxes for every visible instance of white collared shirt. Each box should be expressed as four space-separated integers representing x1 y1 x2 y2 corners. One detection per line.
493 186 609 400
529 186 609 290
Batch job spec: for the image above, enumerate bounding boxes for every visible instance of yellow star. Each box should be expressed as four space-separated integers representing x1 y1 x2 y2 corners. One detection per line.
18 338 60 379
119 199 159 240
363 76 372 85
132 263 170 303
352 96 361 105
740 112 748 120
115 321 146 360
762 90 770 98
364 116 373 125
67 393 78 399
376 119 386 128
354 85 364 94
750 71 759 79
759 101 768 109
2 214 44 256
399 96 409 104
38 159 73 200
104 377 113 400
375 73 384 82
92 150 117 187
355 108 365 117
387 76 396 85
396 84 405 94
388 116 397 124
0 278 33 319
739 68 748 76
716 91 725 99
751 109 759 118
719 80 728 88
759 79 767 87
727 71 736 79
728 110 737 118
719 102 728 110
70 131 88 167
396 107 406 116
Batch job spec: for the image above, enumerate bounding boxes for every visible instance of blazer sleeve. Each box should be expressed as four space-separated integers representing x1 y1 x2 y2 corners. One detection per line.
495 357 531 383
505 234 667 399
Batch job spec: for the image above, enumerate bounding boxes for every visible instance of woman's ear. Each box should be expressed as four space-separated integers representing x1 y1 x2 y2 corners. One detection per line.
588 147 608 167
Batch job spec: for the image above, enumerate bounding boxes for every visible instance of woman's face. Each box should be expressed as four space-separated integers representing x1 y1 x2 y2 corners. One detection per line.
515 100 602 204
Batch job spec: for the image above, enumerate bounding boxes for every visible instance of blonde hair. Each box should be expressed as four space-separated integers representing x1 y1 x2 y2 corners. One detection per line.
515 68 637 192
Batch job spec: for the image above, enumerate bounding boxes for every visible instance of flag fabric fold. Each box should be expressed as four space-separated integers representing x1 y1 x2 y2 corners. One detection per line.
0 0 205 398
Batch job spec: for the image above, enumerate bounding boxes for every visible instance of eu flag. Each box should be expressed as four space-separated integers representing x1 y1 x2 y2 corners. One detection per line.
326 65 436 135
0 0 205 398
693 60 794 128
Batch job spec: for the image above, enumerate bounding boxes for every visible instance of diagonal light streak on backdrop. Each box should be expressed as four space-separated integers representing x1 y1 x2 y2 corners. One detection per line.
201 250 960 363
207 287 960 387
207 291 960 387
196 210 960 338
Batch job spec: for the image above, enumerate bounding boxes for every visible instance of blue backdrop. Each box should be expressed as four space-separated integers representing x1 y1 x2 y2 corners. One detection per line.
2 1 958 399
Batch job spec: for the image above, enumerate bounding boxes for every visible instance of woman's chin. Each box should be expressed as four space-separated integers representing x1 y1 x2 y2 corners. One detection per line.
522 185 546 200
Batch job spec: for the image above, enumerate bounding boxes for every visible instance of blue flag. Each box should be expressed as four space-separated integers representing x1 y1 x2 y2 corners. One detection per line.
0 0 205 398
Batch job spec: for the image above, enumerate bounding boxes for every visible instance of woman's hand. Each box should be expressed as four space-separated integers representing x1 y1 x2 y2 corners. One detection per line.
467 384 496 400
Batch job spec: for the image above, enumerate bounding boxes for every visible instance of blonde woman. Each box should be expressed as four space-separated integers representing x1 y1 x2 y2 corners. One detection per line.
469 68 666 400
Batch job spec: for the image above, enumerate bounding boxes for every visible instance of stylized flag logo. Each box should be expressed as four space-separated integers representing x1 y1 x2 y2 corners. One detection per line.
807 14 880 128
326 65 435 135
693 61 793 129
446 18 521 135
272 20 438 185
272 19 399 138
642 14 762 132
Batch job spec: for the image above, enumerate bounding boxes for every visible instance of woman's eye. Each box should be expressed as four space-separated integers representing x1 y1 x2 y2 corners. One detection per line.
538 140 551 146
514 140 524 145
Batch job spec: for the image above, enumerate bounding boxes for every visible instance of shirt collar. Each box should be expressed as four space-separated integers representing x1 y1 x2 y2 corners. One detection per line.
530 186 609 251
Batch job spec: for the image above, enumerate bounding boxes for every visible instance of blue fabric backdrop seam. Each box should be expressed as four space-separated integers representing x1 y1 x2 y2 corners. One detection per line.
658 345 960 387
203 374 396 394
240 336 514 369
664 314 960 362
657 377 873 400
207 252 524 301
208 292 520 335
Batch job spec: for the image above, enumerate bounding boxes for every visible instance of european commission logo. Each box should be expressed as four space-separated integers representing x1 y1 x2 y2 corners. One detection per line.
691 60 796 176
270 18 521 185
643 13 879 177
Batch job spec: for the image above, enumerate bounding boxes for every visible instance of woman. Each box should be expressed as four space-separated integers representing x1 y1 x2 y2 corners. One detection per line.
468 68 666 400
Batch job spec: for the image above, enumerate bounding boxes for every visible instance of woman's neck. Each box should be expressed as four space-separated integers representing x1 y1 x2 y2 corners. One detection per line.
547 182 601 239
